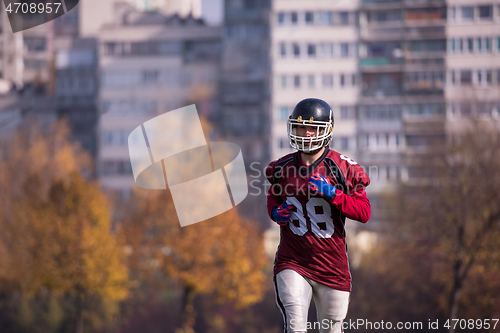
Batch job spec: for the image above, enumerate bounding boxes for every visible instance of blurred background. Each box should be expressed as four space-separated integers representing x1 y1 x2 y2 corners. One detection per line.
0 0 500 332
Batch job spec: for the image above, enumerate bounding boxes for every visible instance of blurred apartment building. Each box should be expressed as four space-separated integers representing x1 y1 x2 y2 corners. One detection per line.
358 0 500 187
356 0 450 230
0 7 23 89
97 3 221 195
0 5 58 138
79 0 202 37
54 37 99 158
220 0 271 222
265 0 362 245
271 0 360 160
445 0 500 132
0 4 55 89
266 0 500 231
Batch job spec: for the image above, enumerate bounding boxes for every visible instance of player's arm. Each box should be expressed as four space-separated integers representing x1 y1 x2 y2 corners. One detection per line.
309 173 371 223
330 189 370 223
266 162 295 226
265 161 282 218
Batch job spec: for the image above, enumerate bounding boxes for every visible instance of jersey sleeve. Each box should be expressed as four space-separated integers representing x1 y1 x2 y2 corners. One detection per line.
331 159 371 223
346 163 370 194
265 160 284 221
330 189 371 223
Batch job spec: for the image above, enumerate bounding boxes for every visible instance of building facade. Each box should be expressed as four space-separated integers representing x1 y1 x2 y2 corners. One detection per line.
445 0 500 131
97 5 221 195
55 37 99 159
271 0 360 162
219 0 272 224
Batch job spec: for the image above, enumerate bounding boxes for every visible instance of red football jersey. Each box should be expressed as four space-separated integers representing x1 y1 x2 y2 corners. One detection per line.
266 147 371 291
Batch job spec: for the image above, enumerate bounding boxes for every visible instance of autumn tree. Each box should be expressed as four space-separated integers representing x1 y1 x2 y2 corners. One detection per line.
349 121 500 332
0 119 129 333
120 188 268 333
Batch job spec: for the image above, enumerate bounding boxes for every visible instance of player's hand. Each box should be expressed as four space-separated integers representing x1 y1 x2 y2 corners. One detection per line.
271 203 296 226
309 173 337 201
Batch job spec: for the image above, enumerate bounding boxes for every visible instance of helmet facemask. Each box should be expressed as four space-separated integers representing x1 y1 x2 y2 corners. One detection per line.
287 117 333 153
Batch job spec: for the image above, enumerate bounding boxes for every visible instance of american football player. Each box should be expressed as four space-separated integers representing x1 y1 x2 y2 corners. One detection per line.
266 98 371 333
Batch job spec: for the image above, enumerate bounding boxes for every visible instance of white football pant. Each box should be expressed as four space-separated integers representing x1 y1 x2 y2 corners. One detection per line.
274 269 350 333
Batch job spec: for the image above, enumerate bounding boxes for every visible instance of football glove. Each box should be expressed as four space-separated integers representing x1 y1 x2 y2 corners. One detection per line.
309 173 337 201
271 203 296 226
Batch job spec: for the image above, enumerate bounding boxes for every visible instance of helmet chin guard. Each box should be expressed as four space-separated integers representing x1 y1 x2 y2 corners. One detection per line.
287 98 334 153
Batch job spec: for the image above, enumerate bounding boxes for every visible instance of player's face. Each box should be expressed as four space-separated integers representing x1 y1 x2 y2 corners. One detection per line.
295 125 318 138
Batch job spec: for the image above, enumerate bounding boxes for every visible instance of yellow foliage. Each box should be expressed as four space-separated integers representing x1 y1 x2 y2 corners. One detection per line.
121 188 268 309
0 120 129 301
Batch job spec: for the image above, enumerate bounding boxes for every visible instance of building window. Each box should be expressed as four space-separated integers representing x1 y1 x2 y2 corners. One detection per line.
226 25 244 39
340 43 349 57
322 74 333 88
142 70 158 83
461 6 474 21
280 75 287 88
24 37 46 52
277 12 285 25
467 38 473 53
103 132 113 145
278 106 289 121
486 70 492 85
305 11 313 24
460 70 472 85
340 74 345 87
24 59 46 69
294 75 301 88
340 106 355 119
307 44 316 57
101 160 132 175
339 12 349 25
320 43 333 58
340 137 349 150
449 39 455 53
308 75 315 88
451 71 457 85
293 43 300 57
317 11 333 25
280 42 287 57
478 5 492 20
449 7 456 21
291 12 298 24
476 70 492 86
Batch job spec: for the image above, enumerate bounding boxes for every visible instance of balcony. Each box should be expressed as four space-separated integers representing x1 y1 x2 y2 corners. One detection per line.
404 81 443 96
362 0 401 3
361 0 445 7
360 57 404 72
360 27 403 41
403 26 445 40
403 0 445 8
361 57 403 66
361 0 402 11
361 25 445 41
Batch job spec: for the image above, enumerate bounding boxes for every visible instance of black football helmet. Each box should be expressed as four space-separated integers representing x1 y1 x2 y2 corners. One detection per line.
287 98 334 153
